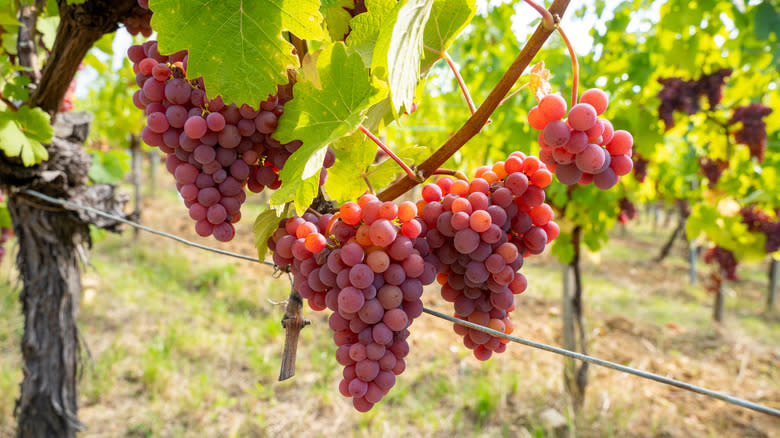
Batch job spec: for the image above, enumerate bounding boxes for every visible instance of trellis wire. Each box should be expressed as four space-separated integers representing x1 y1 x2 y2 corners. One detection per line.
423 307 779 417
22 189 271 266
20 188 780 418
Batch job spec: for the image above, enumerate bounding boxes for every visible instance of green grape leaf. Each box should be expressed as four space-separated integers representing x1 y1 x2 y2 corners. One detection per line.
321 0 354 41
372 0 434 113
754 1 779 40
421 0 476 73
92 32 115 55
0 2 18 27
37 16 59 50
0 203 11 228
272 42 386 213
0 106 52 166
88 149 131 184
1 29 18 55
3 75 31 102
151 0 326 106
366 143 428 190
253 204 290 262
345 0 396 65
324 132 375 203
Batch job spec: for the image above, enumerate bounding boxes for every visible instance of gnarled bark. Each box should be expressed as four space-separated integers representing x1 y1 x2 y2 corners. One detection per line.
5 113 129 438
5 1 139 435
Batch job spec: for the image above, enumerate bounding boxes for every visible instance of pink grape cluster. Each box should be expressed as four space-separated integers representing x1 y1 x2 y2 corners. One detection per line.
529 89 634 189
124 0 153 37
268 194 438 412
128 40 334 241
418 153 559 360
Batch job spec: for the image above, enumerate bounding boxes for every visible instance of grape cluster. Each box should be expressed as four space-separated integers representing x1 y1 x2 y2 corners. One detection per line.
418 153 559 360
698 157 728 188
529 90 633 190
741 206 780 253
268 195 438 412
657 69 732 130
128 40 334 241
124 0 153 37
618 198 637 225
729 103 772 163
703 245 738 281
632 153 648 183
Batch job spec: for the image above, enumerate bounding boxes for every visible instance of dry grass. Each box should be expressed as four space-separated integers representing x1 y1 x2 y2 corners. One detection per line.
0 186 778 437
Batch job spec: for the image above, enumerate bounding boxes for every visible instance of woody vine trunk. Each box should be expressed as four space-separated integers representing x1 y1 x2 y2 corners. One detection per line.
3 1 139 436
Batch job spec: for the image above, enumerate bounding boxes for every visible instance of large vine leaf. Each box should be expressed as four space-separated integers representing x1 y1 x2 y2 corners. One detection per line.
272 42 387 213
420 0 475 73
345 0 396 65
372 0 434 113
0 106 52 166
150 0 326 106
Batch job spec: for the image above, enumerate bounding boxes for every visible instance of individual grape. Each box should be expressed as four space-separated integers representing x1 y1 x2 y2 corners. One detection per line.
184 116 207 139
593 168 618 190
606 130 633 155
542 120 571 148
580 88 608 115
538 94 567 121
574 144 606 174
568 103 598 131
147 112 169 133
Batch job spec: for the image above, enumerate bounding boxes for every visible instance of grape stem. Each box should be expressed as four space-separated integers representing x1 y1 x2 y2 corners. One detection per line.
377 0 572 201
443 51 477 115
0 92 18 111
306 208 322 218
524 0 557 30
359 125 418 181
362 173 375 194
432 168 469 181
497 83 529 108
279 280 311 381
556 23 579 107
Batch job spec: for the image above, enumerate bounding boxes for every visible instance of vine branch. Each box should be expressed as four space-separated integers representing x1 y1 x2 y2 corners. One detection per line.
377 0 571 201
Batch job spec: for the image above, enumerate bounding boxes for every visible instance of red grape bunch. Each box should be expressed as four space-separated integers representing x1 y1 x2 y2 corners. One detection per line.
528 90 634 190
417 153 559 360
618 198 637 225
729 103 772 163
657 69 732 130
698 157 728 188
124 0 153 37
741 206 780 254
128 40 335 241
267 194 438 412
703 245 738 281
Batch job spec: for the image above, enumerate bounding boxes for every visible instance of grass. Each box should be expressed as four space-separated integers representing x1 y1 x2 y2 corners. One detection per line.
0 185 778 437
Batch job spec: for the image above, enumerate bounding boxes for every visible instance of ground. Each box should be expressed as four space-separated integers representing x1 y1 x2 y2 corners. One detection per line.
0 174 778 437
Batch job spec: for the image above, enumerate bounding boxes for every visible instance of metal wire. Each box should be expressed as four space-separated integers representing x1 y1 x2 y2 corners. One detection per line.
422 307 780 418
18 189 780 418
22 189 273 266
